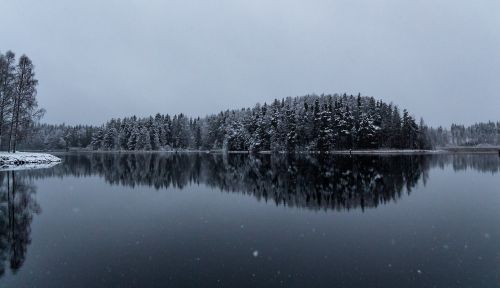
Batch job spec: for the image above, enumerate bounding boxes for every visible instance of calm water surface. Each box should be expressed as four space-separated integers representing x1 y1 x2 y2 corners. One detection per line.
0 153 499 288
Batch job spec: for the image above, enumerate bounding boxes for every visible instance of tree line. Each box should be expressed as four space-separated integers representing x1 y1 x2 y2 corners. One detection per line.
0 51 44 152
23 117 500 152
93 94 430 151
19 123 94 151
449 122 500 146
3 50 495 152
425 121 500 147
39 94 428 152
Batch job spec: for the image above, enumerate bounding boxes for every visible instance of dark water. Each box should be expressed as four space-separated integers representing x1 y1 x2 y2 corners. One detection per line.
0 152 499 288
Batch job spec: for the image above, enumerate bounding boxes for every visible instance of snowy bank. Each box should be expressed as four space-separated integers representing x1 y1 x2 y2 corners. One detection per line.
0 152 61 167
0 161 60 171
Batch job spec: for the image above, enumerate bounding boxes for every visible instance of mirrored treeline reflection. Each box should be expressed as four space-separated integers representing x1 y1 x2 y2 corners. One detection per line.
433 153 500 173
20 152 500 211
21 153 435 211
0 171 40 276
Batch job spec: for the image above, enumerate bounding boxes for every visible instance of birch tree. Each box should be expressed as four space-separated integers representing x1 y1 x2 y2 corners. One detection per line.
0 51 16 150
9 55 44 152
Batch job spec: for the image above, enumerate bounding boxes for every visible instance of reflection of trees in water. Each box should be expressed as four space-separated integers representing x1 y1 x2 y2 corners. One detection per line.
1 153 497 277
24 153 500 212
0 171 40 276
28 153 437 211
432 154 500 174
202 154 432 211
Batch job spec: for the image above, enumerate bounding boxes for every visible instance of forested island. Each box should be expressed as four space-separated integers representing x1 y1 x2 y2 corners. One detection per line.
2 50 499 153
24 99 500 153
21 95 500 153
33 94 434 152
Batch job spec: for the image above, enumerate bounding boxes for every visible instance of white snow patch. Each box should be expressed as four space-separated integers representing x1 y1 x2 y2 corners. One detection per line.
0 162 60 171
0 152 61 170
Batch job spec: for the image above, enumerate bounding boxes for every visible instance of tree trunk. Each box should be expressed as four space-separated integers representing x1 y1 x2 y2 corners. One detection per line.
12 98 20 153
0 107 4 150
8 97 15 152
0 91 8 151
10 67 23 153
0 83 5 150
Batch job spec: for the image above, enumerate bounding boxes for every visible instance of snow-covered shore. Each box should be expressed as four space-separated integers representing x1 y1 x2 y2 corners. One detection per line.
0 161 61 171
0 152 61 167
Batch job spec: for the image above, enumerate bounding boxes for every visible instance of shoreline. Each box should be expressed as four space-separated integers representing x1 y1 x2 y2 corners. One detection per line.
0 152 62 167
39 147 500 155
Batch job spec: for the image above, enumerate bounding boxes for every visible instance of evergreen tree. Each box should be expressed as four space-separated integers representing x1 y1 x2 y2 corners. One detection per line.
401 109 419 149
91 127 104 150
103 127 117 150
390 107 402 148
285 104 297 152
128 125 139 150
357 112 377 148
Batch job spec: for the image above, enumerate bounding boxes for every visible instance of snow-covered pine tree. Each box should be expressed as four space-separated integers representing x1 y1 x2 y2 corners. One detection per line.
91 127 104 150
356 112 377 148
285 104 297 152
390 106 402 148
128 125 139 150
255 103 270 151
103 127 118 150
401 109 419 149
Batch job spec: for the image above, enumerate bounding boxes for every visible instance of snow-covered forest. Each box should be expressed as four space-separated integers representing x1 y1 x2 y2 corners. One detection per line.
87 94 432 151
22 94 433 151
20 123 94 151
18 94 500 152
449 122 500 146
425 122 500 147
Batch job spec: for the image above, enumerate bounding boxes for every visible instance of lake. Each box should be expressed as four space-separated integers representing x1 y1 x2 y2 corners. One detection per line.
0 152 499 287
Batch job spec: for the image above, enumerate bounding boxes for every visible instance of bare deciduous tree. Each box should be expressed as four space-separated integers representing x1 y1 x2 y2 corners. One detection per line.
0 51 16 150
8 55 44 152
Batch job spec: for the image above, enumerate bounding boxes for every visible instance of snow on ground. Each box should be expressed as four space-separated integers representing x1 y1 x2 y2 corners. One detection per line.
0 152 61 169
0 161 60 171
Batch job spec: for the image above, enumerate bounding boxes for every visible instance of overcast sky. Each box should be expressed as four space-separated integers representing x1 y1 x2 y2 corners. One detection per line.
1 0 499 126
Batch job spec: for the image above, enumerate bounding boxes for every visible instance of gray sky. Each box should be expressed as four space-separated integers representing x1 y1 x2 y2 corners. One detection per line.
1 0 499 127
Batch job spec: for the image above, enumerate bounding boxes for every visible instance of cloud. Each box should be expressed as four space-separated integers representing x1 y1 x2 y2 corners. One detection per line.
1 0 499 126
